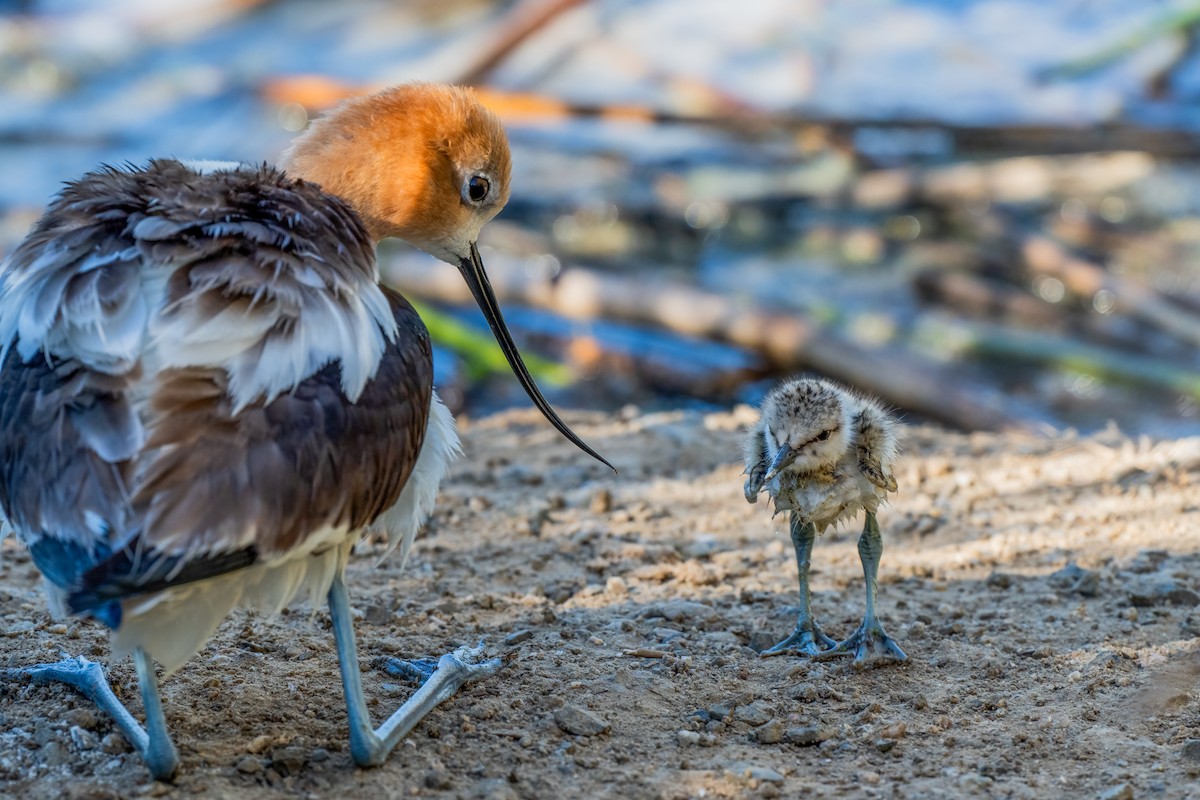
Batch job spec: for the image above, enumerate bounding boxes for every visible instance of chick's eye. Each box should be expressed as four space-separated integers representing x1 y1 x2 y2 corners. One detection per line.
466 175 490 203
816 430 831 441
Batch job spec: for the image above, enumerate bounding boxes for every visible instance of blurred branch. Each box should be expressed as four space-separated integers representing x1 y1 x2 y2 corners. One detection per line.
923 317 1200 398
383 256 1029 431
1017 233 1200 350
455 0 586 86
1039 2 1200 81
262 73 1200 158
911 269 1149 353
854 152 1154 209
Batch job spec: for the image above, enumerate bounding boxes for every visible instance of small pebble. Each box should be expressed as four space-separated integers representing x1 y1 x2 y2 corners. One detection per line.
424 768 453 790
554 704 610 736
245 734 275 754
235 755 263 774
42 741 71 768
270 746 307 775
735 701 773 726
726 763 785 784
1098 783 1133 800
959 773 993 790
708 703 732 721
754 719 784 744
361 604 392 626
1049 563 1099 597
69 726 97 751
504 629 533 646
100 733 130 755
790 682 818 701
677 730 702 746
875 738 896 753
590 489 613 514
1181 739 1200 761
64 708 98 731
986 572 1014 589
785 726 832 746
1128 579 1199 608
650 600 719 624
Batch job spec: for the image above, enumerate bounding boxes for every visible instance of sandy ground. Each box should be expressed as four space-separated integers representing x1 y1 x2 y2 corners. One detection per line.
1 406 1198 800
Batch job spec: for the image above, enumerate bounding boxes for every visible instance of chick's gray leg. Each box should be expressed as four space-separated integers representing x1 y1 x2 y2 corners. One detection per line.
327 573 501 767
762 515 837 656
818 512 906 666
4 650 180 780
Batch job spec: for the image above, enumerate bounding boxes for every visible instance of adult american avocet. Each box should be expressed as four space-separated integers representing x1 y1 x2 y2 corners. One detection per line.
0 82 610 779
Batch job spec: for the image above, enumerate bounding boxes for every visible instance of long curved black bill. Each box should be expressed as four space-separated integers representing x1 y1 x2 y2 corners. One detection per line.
458 243 615 472
763 442 793 483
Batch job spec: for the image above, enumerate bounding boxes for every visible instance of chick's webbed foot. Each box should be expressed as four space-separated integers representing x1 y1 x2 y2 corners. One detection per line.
744 466 766 504
816 620 907 667
761 620 838 657
814 511 906 667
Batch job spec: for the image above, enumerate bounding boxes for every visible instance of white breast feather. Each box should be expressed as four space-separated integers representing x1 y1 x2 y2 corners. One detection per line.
370 390 460 568
113 538 355 676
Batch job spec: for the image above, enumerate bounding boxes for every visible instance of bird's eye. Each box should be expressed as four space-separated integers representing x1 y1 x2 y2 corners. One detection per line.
465 175 490 204
816 430 832 441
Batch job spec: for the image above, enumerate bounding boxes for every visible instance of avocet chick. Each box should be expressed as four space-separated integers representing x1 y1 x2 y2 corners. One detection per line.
744 377 906 666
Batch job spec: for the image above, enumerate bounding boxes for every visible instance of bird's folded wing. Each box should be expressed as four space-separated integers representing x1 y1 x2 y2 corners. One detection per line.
69 291 432 613
0 161 428 613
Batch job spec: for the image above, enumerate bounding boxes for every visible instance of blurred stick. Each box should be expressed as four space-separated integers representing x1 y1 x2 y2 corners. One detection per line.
382 255 1028 431
922 317 1200 398
1019 234 1200 350
455 0 586 86
854 152 1154 209
1039 2 1200 81
262 77 1200 158
912 269 1151 352
913 270 1067 329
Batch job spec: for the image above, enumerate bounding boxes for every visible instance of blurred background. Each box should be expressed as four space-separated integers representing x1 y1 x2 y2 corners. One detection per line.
1 0 1198 436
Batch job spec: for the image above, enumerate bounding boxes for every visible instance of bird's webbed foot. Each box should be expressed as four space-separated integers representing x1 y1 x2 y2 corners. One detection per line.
744 464 767 504
815 619 907 667
4 653 179 780
760 619 838 657
373 656 440 685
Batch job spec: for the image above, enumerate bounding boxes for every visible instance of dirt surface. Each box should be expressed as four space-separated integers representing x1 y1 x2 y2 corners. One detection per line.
1 406 1199 800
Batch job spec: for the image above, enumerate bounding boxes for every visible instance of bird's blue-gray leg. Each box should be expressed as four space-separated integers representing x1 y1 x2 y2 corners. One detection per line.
326 573 502 767
133 649 181 779
762 514 838 656
817 511 907 666
3 650 179 780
